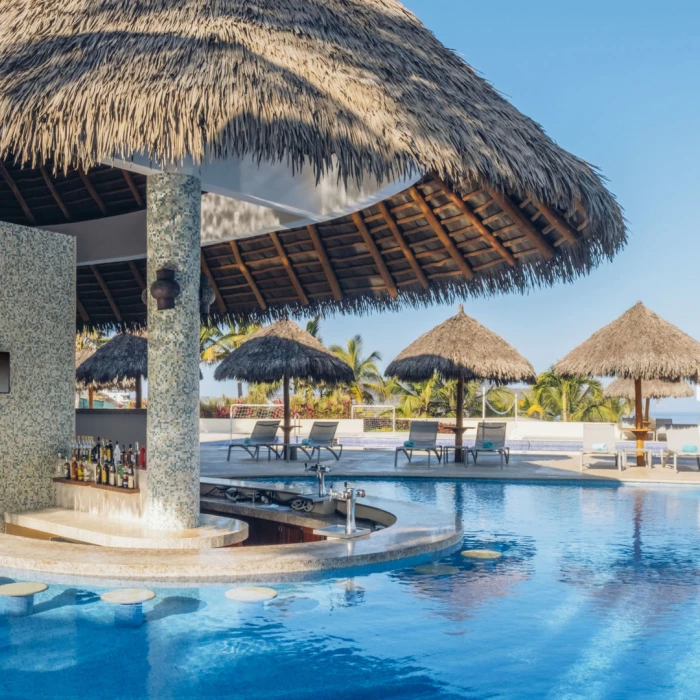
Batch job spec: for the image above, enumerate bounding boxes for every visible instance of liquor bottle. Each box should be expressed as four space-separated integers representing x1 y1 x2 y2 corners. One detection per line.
106 438 113 463
117 462 124 489
93 437 101 464
128 463 135 490
127 444 133 467
134 442 140 468
109 460 116 487
114 441 121 467
139 443 147 469
94 456 101 485
63 454 71 480
101 459 109 487
71 451 78 481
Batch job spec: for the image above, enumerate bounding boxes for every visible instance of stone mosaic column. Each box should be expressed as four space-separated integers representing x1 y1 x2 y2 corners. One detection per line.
146 173 201 530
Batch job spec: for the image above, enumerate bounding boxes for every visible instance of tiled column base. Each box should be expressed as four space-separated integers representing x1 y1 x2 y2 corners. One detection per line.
146 173 201 530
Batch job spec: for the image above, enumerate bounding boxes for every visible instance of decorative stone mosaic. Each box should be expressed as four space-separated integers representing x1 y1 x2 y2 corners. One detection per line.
0 223 75 529
146 173 201 530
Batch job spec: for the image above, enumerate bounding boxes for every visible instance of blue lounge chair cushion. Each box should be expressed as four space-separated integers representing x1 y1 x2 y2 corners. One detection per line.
482 441 494 449
302 438 315 446
682 445 699 453
243 438 252 445
403 440 415 448
592 443 608 452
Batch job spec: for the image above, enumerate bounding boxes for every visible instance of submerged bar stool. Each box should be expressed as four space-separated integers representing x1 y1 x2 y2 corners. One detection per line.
101 588 155 626
0 582 48 616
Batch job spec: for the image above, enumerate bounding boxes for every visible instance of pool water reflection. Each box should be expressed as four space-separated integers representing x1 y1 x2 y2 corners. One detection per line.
3 480 700 699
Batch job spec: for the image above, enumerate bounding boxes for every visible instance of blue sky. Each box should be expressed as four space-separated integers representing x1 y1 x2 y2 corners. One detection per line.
204 0 700 415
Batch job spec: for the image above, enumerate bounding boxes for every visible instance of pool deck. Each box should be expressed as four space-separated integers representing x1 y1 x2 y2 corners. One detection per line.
202 444 700 485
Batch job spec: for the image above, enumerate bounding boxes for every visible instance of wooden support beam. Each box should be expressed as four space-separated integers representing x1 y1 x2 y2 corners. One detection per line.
78 167 108 215
0 160 36 224
408 186 474 280
76 295 89 323
307 225 343 301
90 265 122 322
351 213 399 297
128 261 146 291
376 201 429 289
269 232 309 305
527 195 578 245
432 177 516 267
229 241 267 310
200 252 227 314
122 170 144 208
39 165 72 222
485 188 555 260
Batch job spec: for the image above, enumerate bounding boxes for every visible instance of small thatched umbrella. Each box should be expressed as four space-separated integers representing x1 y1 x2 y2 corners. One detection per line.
76 333 147 408
555 302 700 465
604 378 694 424
213 320 354 451
385 305 536 461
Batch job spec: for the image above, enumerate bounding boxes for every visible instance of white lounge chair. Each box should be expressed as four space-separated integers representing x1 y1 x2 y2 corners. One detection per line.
395 421 442 468
581 423 621 471
296 421 343 461
468 422 509 468
227 420 281 461
660 427 700 473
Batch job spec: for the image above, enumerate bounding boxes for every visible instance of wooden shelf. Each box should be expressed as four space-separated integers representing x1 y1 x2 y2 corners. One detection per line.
53 477 140 494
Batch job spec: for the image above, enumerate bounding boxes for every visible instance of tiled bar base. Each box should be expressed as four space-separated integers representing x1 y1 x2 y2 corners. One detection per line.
55 470 148 523
4 509 248 549
0 495 461 582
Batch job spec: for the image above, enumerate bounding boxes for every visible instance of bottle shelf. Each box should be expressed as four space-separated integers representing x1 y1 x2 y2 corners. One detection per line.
53 477 140 494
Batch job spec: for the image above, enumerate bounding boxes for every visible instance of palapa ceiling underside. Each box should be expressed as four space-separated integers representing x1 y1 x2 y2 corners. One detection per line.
0 158 607 331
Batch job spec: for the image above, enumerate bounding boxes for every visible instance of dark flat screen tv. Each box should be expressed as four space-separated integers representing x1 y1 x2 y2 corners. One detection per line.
0 352 9 393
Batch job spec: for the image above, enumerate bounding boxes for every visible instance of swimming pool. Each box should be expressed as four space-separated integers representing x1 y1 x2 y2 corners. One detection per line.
3 479 700 699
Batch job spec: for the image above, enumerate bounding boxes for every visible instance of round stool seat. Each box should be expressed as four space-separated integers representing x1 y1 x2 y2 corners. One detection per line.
461 549 502 560
225 586 278 603
101 589 156 605
0 582 48 597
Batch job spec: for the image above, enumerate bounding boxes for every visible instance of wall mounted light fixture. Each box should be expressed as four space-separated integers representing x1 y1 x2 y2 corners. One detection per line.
150 268 180 310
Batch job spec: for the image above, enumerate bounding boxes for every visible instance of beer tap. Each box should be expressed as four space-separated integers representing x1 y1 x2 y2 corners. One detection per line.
329 482 366 535
304 462 331 497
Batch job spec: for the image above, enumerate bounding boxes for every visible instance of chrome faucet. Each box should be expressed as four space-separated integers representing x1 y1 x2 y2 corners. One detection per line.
329 482 366 534
305 462 331 497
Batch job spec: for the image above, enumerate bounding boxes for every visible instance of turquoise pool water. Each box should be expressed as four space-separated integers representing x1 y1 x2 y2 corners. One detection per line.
3 479 700 699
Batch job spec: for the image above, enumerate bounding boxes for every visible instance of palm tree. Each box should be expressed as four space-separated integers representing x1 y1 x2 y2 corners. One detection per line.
330 335 382 404
305 314 322 342
524 369 632 422
200 322 260 397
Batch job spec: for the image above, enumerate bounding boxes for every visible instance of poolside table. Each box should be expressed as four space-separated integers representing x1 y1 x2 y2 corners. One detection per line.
443 426 474 463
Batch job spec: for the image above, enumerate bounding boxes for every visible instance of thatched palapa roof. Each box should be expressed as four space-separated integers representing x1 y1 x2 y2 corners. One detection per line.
0 1 626 328
554 302 700 382
1 1 621 217
214 320 354 384
75 333 147 388
385 305 536 384
604 378 694 401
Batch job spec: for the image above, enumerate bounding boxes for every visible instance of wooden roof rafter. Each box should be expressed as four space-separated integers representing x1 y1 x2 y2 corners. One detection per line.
0 159 36 224
90 264 122 322
200 251 227 314
229 240 267 311
351 212 398 297
306 224 343 301
408 185 474 280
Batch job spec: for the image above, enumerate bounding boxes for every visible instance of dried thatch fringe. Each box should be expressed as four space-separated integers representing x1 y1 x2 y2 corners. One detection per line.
604 378 694 401
555 302 700 382
385 305 535 384
214 319 354 384
75 333 147 388
0 0 624 253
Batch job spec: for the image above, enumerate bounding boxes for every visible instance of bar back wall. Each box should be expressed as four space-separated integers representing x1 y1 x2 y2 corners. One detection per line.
0 224 75 529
